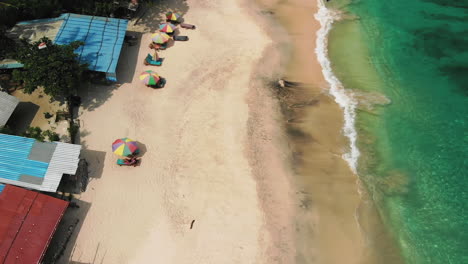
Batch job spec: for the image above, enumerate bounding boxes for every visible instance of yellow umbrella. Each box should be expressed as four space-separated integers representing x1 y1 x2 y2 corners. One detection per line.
139 70 160 86
151 32 171 44
159 23 177 33
166 12 181 22
112 138 139 156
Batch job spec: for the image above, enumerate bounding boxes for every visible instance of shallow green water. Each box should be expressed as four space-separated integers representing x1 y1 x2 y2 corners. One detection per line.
327 0 468 263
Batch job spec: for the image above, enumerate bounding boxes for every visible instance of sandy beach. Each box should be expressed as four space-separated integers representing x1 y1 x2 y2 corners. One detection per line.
55 0 371 263
61 0 296 263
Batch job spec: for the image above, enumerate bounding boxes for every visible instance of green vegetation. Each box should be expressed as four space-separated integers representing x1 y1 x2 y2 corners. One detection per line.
42 129 60 141
22 126 45 141
22 126 60 142
44 112 53 119
0 29 16 60
0 0 129 27
12 37 88 98
0 126 14 135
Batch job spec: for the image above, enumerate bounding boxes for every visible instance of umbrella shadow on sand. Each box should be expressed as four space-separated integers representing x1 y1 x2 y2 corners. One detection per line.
164 38 175 49
147 77 167 89
136 141 147 157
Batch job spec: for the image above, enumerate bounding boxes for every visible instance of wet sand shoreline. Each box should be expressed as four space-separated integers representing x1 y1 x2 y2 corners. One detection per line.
252 0 368 263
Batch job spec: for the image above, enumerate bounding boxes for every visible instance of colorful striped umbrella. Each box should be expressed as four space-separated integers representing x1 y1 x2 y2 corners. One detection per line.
139 70 160 86
151 32 171 44
112 138 139 156
166 12 181 22
159 23 177 34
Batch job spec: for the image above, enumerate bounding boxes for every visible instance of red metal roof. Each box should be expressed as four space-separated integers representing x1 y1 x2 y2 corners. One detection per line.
0 185 68 264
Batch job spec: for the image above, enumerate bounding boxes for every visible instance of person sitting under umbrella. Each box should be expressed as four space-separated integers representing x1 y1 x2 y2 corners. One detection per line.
124 155 140 165
149 42 169 50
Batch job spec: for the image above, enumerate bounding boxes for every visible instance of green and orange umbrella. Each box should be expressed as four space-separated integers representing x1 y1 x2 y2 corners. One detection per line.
151 32 171 44
159 23 177 34
112 138 139 156
166 12 181 22
139 70 160 86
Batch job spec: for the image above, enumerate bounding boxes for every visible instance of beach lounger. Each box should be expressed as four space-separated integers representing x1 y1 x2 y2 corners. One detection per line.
174 35 189 41
117 159 136 166
144 54 164 66
181 23 196 29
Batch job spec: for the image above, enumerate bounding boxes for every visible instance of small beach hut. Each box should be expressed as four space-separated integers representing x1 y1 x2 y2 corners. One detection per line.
0 133 82 192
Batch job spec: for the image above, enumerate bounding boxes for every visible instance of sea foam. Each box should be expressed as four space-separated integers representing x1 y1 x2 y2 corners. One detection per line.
314 1 360 173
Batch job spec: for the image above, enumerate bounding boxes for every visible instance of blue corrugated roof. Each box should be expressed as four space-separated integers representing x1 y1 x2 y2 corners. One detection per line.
0 134 49 182
54 13 128 82
0 184 4 193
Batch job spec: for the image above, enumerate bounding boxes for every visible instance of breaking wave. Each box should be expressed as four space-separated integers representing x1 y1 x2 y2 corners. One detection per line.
314 1 360 173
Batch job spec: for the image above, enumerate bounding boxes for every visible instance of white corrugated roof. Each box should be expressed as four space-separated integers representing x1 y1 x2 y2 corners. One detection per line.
41 142 82 192
0 92 19 126
0 135 81 192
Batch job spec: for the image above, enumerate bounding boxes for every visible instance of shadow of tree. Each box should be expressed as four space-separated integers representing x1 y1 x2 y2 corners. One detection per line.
131 0 190 32
77 81 120 112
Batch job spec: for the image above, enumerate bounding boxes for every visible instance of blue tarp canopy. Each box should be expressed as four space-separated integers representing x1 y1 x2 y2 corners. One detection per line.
54 13 128 82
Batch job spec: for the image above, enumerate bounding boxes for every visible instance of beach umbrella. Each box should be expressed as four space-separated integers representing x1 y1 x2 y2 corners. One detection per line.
159 23 177 34
166 12 181 22
151 32 171 44
112 138 139 156
139 70 160 86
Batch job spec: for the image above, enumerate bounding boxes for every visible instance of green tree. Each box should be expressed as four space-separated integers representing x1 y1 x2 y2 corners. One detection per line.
0 0 60 26
0 126 14 135
12 37 88 98
0 30 16 60
22 127 61 142
22 126 45 141
42 129 60 141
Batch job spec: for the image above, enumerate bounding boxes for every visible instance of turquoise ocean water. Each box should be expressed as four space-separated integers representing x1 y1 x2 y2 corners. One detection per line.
322 0 468 263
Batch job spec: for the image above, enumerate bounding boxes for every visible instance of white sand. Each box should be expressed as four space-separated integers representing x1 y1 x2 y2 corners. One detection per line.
64 0 295 263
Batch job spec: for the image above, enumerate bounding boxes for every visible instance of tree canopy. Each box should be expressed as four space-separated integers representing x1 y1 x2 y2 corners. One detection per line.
0 0 140 27
0 29 16 60
12 37 88 98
